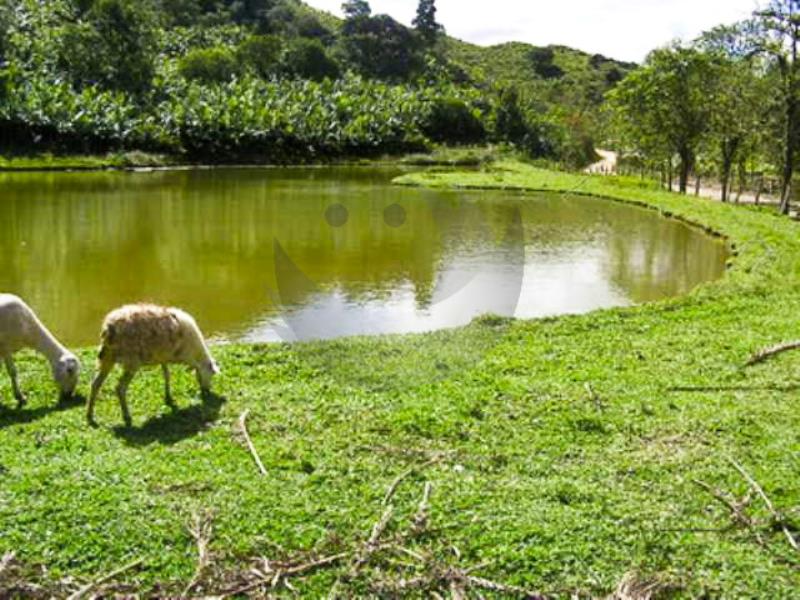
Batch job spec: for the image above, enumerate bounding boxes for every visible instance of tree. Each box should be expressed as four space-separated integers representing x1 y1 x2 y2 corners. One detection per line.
0 0 9 62
748 1 800 214
58 0 158 95
698 27 765 202
340 14 421 80
237 35 283 79
227 0 274 25
179 46 241 83
529 47 564 80
342 0 371 19
608 46 714 193
282 38 339 81
413 0 443 47
494 87 529 145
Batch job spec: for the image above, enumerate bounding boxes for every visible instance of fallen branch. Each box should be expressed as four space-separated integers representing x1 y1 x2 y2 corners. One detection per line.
467 574 547 598
223 553 349 597
183 510 214 597
412 482 433 534
746 341 800 367
0 552 15 577
383 458 440 506
66 558 144 600
351 505 395 575
729 459 800 553
692 479 754 529
238 409 267 476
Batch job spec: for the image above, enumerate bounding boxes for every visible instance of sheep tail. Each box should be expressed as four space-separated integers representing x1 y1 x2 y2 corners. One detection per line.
97 323 115 364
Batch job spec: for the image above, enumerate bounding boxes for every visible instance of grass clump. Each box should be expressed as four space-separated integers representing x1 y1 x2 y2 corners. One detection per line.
1 161 800 596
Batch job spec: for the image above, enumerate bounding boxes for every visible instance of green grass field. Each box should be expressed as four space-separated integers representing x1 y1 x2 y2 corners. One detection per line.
1 161 799 597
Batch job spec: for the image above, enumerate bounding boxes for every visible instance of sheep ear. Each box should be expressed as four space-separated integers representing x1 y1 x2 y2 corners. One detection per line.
212 361 221 375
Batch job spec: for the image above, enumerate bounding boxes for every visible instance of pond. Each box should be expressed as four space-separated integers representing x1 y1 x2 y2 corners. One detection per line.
0 167 729 345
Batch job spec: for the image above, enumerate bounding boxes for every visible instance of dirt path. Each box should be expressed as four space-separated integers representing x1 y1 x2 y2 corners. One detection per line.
585 149 617 175
586 149 780 206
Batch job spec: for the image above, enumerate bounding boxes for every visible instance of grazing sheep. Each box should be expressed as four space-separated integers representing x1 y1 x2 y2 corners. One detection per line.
0 294 80 407
86 304 220 427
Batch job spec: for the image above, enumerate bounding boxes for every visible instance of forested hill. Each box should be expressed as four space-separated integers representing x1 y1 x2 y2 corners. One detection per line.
0 0 635 165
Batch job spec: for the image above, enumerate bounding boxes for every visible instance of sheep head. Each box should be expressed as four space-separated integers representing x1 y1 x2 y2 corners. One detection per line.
196 358 220 393
53 353 80 400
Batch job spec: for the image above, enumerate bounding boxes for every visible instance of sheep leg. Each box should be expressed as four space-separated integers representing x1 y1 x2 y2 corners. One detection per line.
87 362 113 426
115 368 137 428
162 365 176 410
4 356 26 408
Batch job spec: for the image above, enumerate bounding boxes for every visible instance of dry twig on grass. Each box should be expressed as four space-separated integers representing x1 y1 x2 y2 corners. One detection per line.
585 382 605 411
694 460 800 558
383 458 440 506
605 571 674 600
238 409 267 476
0 553 16 578
222 552 350 597
692 479 755 530
745 340 800 366
413 482 433 534
65 558 144 600
350 505 395 577
183 510 214 597
728 459 800 554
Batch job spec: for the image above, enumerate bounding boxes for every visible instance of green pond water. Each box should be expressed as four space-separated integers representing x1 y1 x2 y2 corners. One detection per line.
0 167 729 345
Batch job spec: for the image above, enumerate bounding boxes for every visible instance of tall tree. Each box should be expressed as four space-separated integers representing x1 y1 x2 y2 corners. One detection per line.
748 1 800 214
59 0 159 95
413 0 442 47
698 27 765 202
608 45 714 193
341 0 371 19
340 13 421 80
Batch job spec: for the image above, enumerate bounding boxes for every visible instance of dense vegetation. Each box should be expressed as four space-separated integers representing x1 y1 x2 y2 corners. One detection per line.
0 0 632 165
2 161 800 596
607 0 800 213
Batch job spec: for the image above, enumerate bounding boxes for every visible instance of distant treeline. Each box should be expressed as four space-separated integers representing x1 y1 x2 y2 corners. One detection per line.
0 0 633 165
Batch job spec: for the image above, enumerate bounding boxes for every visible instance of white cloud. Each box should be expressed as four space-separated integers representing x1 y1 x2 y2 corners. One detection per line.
304 0 762 62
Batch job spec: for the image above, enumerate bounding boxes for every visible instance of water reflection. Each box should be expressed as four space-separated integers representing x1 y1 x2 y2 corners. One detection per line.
0 168 728 345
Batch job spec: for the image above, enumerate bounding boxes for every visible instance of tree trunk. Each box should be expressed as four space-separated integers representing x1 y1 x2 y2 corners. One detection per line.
780 35 798 215
695 174 701 196
678 151 692 194
755 175 764 205
721 174 729 203
780 140 795 214
719 139 738 203
736 162 745 203
668 160 674 192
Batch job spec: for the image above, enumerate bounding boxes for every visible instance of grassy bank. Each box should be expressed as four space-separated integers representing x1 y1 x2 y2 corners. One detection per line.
0 151 175 171
1 161 799 597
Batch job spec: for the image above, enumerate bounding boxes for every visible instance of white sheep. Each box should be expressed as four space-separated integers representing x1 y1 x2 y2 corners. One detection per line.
86 303 220 427
0 294 80 407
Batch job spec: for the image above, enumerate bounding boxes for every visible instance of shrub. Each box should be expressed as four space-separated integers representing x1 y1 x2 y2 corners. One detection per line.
179 46 241 83
295 13 333 43
494 87 529 144
237 35 283 79
421 98 485 144
282 38 339 81
529 47 564 80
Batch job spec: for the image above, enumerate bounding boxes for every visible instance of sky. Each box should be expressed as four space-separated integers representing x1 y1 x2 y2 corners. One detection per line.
303 0 762 63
